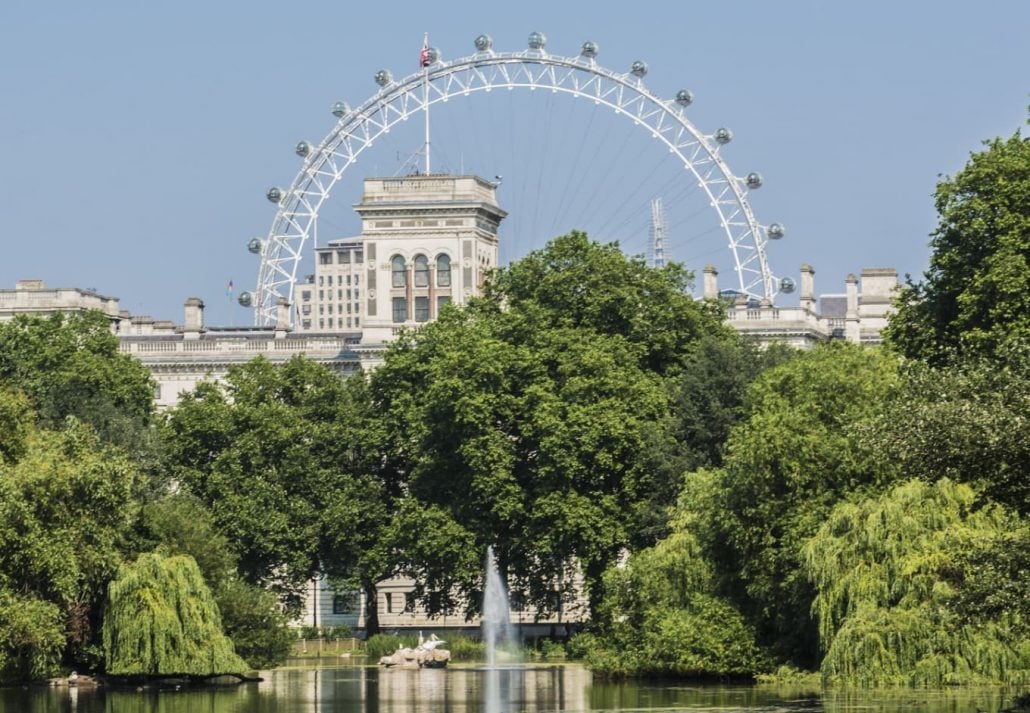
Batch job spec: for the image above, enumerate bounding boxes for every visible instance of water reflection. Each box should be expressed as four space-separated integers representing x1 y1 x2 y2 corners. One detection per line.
0 664 1015 713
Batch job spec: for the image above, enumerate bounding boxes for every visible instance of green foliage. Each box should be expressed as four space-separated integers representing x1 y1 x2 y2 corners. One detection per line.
0 590 65 683
0 420 139 664
102 553 248 676
367 232 728 617
865 356 1030 514
886 122 1030 365
446 635 487 662
364 633 418 659
485 230 727 375
0 311 155 443
687 342 899 665
163 356 384 606
588 526 766 679
951 526 1030 631
803 479 1029 686
215 578 293 669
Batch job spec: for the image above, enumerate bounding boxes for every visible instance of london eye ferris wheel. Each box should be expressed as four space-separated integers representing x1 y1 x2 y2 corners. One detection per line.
242 32 792 326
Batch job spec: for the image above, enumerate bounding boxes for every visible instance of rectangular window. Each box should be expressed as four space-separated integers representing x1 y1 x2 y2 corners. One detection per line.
385 592 394 614
328 304 333 314
392 298 407 323
301 291 311 301
301 305 311 315
347 302 352 314
332 595 352 615
354 275 360 285
355 289 360 299
328 275 333 286
319 319 324 328
346 275 351 286
319 252 332 265
415 296 429 322
355 251 363 263
319 306 324 315
327 318 333 328
319 290 324 300
346 289 352 300
338 250 350 264
338 289 342 300
437 296 451 314
346 317 352 328
318 276 323 286
355 317 360 327
302 320 311 329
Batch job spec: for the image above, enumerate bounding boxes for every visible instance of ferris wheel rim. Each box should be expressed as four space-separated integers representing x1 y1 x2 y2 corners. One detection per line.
253 45 779 326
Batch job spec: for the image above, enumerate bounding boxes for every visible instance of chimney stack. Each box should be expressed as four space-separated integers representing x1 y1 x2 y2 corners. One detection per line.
845 274 860 343
275 297 292 339
703 264 719 300
799 264 815 313
183 297 204 340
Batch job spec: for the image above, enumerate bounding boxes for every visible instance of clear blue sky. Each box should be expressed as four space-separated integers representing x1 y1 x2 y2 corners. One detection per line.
1 1 1027 325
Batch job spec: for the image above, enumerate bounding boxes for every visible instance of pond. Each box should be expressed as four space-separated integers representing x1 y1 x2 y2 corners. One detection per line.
0 663 1015 713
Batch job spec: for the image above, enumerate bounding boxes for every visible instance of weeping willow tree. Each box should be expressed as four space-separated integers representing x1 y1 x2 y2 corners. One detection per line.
102 553 248 677
803 479 1030 686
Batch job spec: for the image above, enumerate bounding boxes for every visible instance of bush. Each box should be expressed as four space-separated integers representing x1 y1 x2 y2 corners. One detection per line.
321 625 354 640
566 632 598 661
216 579 293 669
446 635 485 662
539 639 566 660
365 633 418 659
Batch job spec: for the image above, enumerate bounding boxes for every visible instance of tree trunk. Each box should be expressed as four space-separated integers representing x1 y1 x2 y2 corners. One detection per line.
362 579 380 637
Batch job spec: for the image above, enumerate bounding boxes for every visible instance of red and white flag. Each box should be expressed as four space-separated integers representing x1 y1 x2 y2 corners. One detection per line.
419 33 431 68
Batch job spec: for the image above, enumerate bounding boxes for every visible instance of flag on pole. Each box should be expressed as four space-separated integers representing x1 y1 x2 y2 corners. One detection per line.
419 33 431 67
225 279 234 298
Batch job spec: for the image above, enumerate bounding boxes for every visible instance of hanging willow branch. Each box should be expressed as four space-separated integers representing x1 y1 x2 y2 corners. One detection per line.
802 479 1029 686
102 553 248 677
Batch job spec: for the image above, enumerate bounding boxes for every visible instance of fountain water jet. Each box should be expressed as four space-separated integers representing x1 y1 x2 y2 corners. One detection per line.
482 546 516 668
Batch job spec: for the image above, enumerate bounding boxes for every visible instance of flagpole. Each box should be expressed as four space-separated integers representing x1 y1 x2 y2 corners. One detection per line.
423 32 431 174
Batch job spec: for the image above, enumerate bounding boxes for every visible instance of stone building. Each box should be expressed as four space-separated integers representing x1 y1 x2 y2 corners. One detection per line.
296 174 506 344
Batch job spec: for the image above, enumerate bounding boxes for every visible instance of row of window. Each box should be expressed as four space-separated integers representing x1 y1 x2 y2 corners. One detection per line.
393 296 451 323
392 254 451 288
319 250 364 265
316 274 360 288
310 302 360 315
309 317 359 330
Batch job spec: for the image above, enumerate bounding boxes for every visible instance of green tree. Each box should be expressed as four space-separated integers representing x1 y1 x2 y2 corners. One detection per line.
685 343 899 666
886 122 1030 365
0 311 155 444
0 419 140 675
0 591 64 684
485 230 727 375
102 553 248 677
589 519 766 679
803 479 1029 686
864 355 1030 514
135 494 293 668
163 355 391 642
369 232 740 618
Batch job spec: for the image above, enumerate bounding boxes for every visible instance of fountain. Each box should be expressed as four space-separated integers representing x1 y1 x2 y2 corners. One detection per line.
483 546 516 667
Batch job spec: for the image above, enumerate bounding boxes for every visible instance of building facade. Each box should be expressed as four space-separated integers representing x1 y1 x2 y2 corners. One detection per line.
296 174 506 343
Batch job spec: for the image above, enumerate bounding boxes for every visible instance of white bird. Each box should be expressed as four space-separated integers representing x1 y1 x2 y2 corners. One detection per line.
421 634 447 650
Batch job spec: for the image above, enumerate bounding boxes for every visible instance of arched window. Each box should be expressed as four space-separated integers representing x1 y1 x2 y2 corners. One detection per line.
436 254 451 287
414 254 429 288
391 255 406 288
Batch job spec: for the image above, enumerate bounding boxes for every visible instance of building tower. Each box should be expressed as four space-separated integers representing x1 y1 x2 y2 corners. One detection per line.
296 174 507 341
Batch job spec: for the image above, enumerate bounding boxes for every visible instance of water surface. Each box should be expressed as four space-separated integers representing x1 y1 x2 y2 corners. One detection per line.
0 663 1014 713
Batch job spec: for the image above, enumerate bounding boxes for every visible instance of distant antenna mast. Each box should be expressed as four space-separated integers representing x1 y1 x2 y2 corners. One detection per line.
421 33 432 174
649 197 667 268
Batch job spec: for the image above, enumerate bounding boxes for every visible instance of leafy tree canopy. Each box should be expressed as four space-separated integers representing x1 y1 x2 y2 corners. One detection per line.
0 419 139 671
803 479 1029 686
684 342 900 666
886 121 1030 365
163 356 384 609
102 553 248 677
484 230 728 374
0 311 155 442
